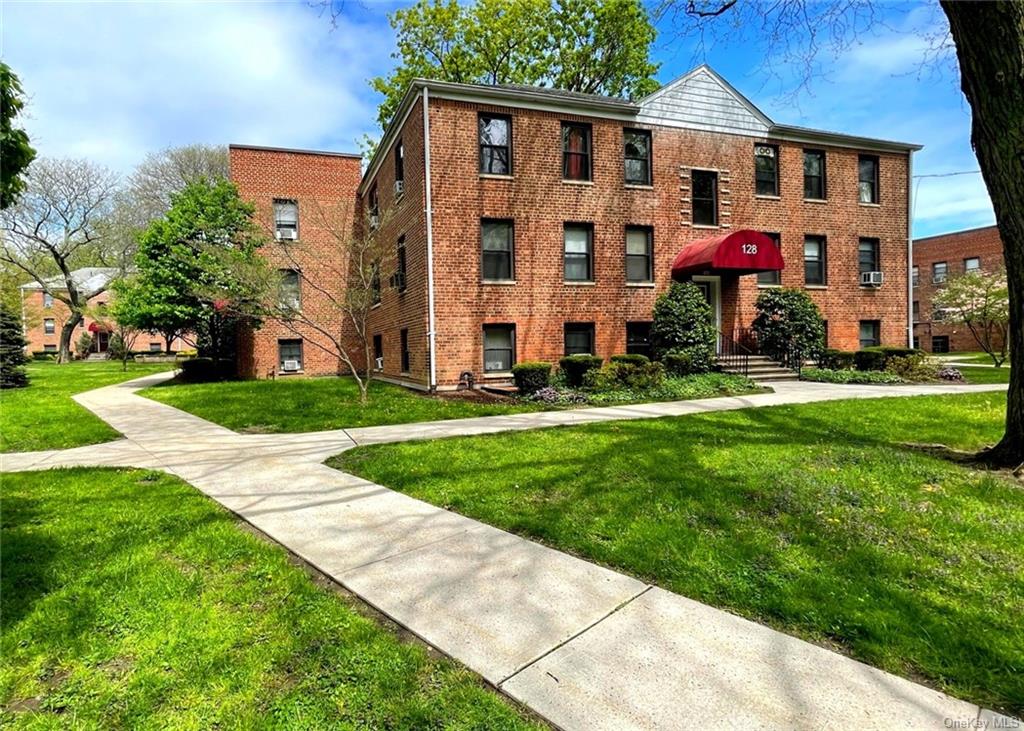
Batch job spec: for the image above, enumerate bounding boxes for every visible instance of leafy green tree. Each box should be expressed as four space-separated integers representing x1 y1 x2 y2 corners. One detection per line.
751 288 825 363
933 267 1009 367
120 179 268 362
372 0 659 126
0 303 30 388
651 282 717 368
0 63 36 210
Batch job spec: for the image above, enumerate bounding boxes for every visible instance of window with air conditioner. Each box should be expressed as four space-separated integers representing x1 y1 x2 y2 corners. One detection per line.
273 199 298 241
43 293 53 308
932 261 948 284
483 324 515 373
278 339 303 372
858 238 882 286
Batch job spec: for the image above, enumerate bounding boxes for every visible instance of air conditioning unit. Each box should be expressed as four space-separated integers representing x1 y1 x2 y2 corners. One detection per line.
282 359 301 372
860 271 884 287
369 214 380 230
276 228 297 241
393 180 404 196
375 356 384 371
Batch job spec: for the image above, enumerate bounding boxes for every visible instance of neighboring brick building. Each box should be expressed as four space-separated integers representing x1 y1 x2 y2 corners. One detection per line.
20 268 190 356
236 65 919 388
912 225 1005 353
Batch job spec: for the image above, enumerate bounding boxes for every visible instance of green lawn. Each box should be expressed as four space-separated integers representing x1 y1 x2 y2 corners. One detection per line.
1 361 174 453
948 351 1008 365
0 468 541 730
958 365 1011 384
140 373 759 433
334 393 1024 715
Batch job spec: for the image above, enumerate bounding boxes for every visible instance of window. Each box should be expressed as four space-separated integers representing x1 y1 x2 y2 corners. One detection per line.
564 322 595 356
372 266 381 305
564 224 593 282
373 334 383 367
562 123 592 181
279 269 301 310
149 342 161 353
625 226 653 283
44 344 57 353
754 144 779 196
483 324 514 373
278 339 303 371
624 129 652 185
859 320 880 349
395 236 407 292
479 114 511 175
964 256 981 272
803 150 826 200
273 199 298 241
400 328 410 372
858 155 879 204
482 220 514 281
913 300 920 321
804 235 827 285
932 261 948 284
932 304 946 322
913 336 920 350
368 184 379 224
43 318 55 334
757 233 782 286
858 238 880 275
626 322 652 358
912 265 920 287
394 139 405 185
931 335 950 353
691 170 718 226
43 293 53 308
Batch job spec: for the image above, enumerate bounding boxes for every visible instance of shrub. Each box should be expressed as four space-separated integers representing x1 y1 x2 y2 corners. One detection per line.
819 348 856 370
938 367 964 382
610 353 650 366
511 361 552 394
108 333 130 362
650 282 717 363
663 348 714 376
528 386 586 405
854 348 887 371
559 354 603 387
752 288 825 361
801 368 905 384
75 331 94 359
31 351 56 361
0 304 30 389
885 354 936 382
179 357 235 382
584 360 665 392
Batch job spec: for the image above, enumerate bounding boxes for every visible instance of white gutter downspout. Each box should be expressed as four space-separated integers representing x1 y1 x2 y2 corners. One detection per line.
907 151 915 348
422 86 438 391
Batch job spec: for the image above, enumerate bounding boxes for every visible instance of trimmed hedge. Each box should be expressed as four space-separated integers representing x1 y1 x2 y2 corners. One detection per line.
663 348 714 376
855 346 926 371
179 357 236 382
511 361 552 394
819 348 856 370
610 353 650 366
559 354 603 388
584 359 665 392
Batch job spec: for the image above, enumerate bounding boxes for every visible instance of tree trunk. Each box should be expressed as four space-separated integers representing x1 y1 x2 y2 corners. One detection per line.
942 1 1024 466
58 312 83 364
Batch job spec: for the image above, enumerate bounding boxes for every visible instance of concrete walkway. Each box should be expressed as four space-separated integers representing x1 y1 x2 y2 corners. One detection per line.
1 374 1015 730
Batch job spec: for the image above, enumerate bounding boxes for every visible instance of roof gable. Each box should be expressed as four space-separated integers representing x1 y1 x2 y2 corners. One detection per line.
637 65 772 137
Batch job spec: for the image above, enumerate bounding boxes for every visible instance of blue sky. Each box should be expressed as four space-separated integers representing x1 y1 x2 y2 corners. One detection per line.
1 0 992 238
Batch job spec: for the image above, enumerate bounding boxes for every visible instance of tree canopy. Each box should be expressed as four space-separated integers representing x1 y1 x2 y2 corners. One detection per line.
371 0 660 127
0 62 36 210
933 266 1009 367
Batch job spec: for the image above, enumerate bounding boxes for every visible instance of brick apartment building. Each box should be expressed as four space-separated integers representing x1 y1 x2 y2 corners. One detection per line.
912 224 1005 353
20 268 190 356
234 65 919 389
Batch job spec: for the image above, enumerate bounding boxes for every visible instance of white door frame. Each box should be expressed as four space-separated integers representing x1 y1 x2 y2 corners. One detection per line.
691 275 722 331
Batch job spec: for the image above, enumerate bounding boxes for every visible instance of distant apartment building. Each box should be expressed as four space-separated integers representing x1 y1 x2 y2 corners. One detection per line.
912 224 1005 353
233 65 919 387
20 268 189 356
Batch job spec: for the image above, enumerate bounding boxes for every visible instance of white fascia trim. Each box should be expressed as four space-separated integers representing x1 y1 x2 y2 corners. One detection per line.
428 87 638 121
423 86 438 391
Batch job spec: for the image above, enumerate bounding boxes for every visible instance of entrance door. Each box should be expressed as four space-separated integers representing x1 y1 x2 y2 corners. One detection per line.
95 331 109 353
691 275 722 353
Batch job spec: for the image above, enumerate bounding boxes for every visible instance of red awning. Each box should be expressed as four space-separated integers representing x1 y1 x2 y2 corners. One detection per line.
87 322 109 334
671 230 784 278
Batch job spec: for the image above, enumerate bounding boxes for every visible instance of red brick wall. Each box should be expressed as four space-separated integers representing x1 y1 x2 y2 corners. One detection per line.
229 145 363 378
21 289 188 355
912 225 1005 352
418 97 909 386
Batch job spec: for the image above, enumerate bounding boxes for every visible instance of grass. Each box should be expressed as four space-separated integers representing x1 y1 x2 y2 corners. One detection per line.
1 361 174 453
334 393 1024 716
0 467 541 730
947 351 1009 365
958 366 1011 384
140 373 760 433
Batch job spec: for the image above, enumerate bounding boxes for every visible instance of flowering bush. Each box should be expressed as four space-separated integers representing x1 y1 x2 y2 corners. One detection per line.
937 367 965 382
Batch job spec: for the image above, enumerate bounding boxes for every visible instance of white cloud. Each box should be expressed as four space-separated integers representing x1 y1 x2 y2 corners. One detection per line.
2 1 397 173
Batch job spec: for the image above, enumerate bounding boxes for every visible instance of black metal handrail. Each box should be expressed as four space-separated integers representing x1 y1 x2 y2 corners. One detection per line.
717 329 753 376
778 342 804 376
732 328 804 376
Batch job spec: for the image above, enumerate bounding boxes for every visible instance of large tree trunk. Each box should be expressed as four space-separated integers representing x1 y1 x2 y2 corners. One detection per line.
58 311 83 364
942 1 1024 466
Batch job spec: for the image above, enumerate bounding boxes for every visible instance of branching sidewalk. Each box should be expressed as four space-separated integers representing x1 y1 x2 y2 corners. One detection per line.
1 372 1014 730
